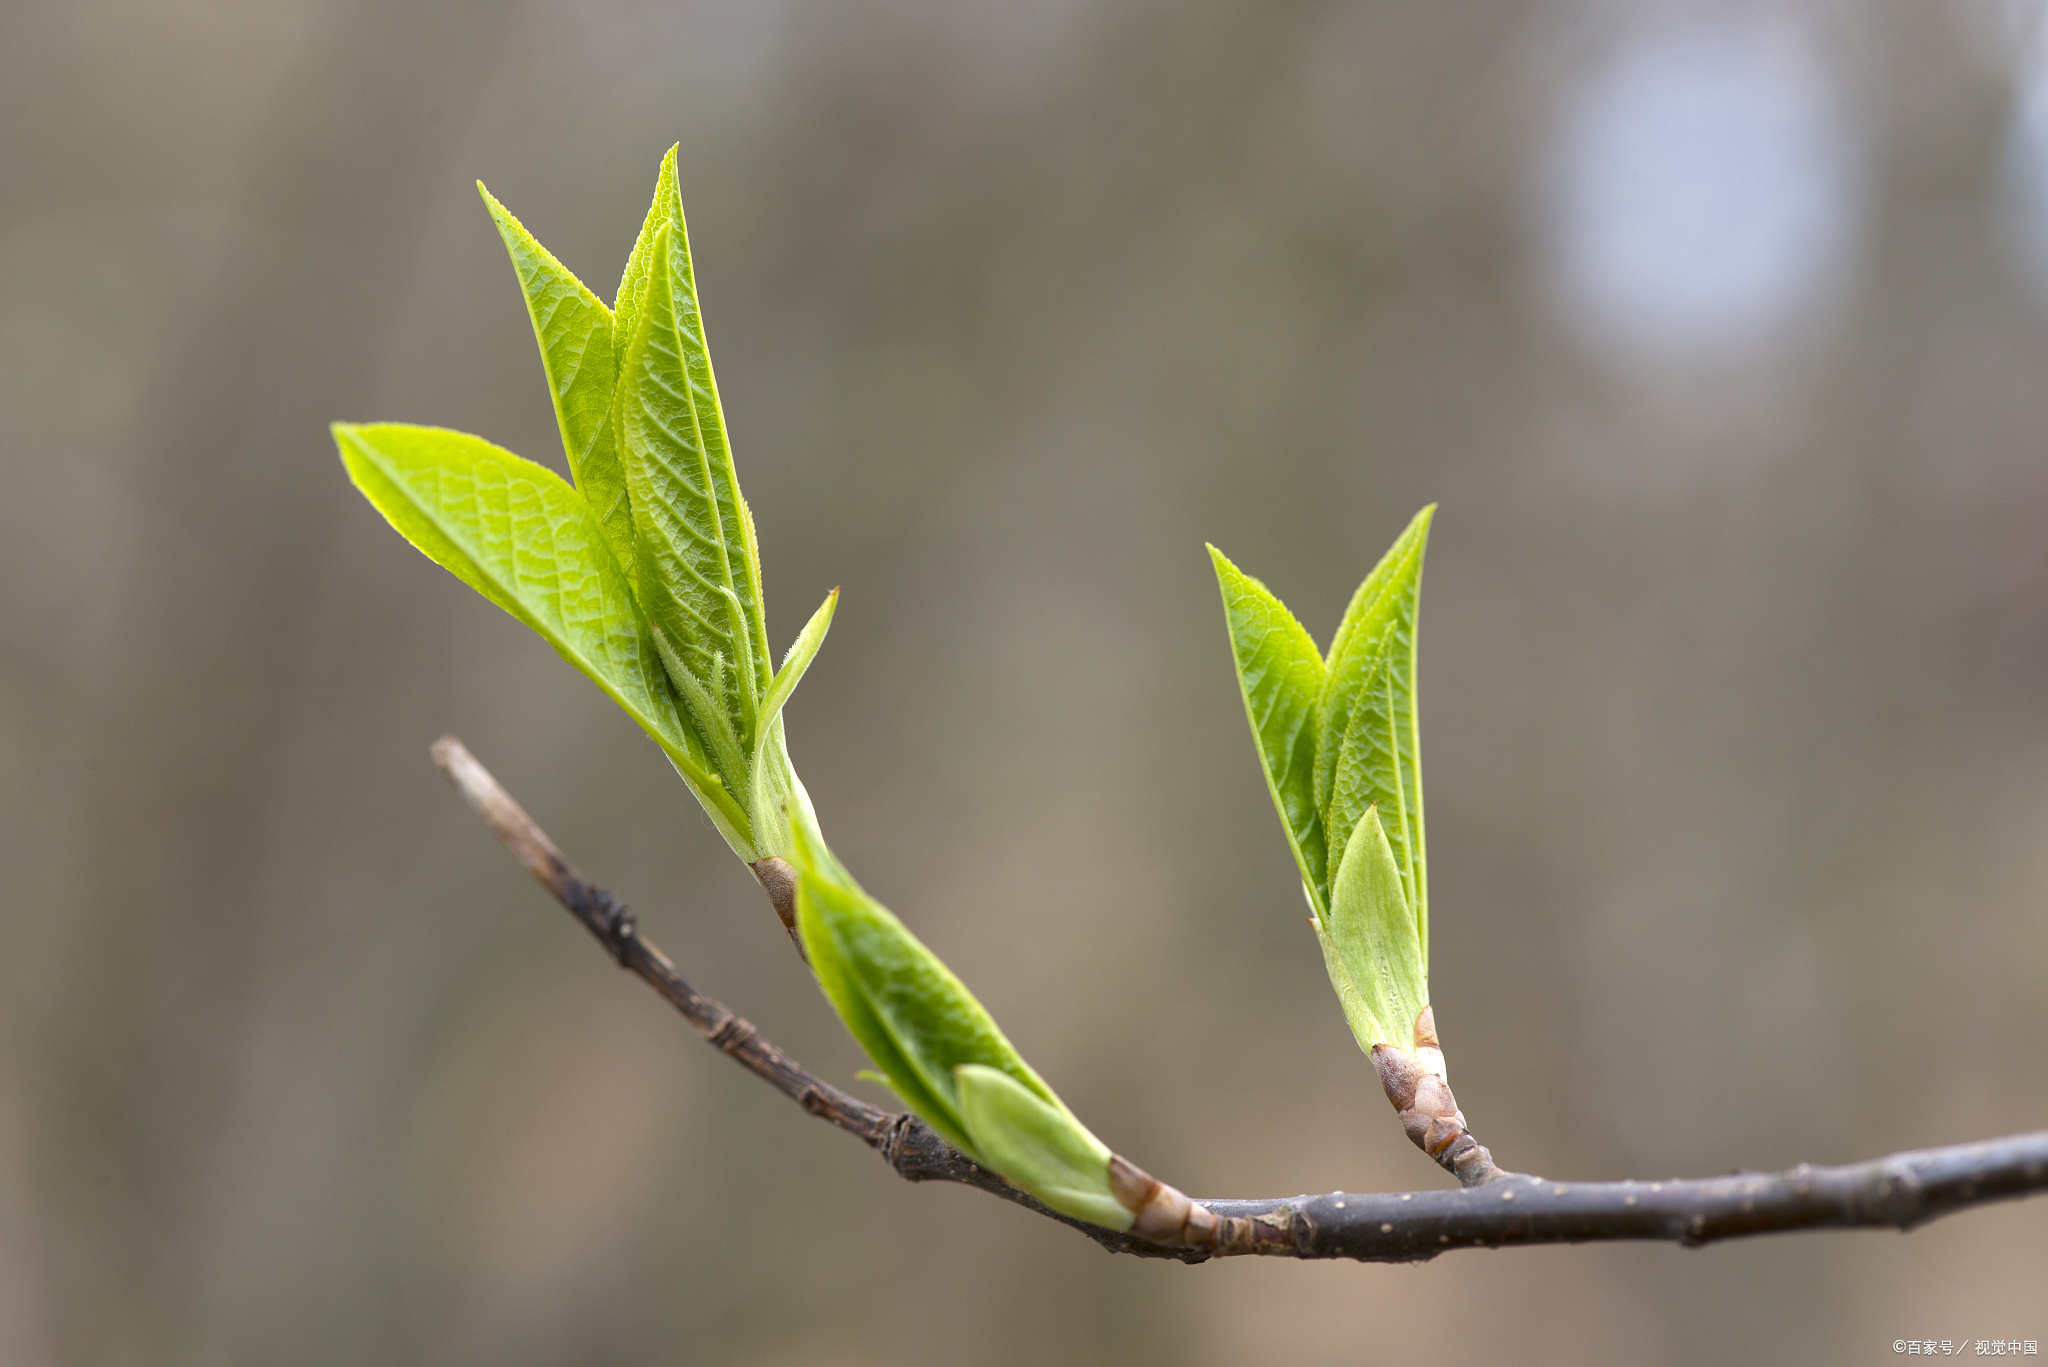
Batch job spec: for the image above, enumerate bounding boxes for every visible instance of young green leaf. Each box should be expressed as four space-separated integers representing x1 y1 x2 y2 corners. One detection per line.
955 1064 1129 1231
643 165 772 689
332 421 752 849
477 183 635 576
791 815 1060 1158
804 887 965 1149
342 157 803 872
1315 505 1433 971
1208 545 1330 915
1313 805 1428 1059
613 145 684 377
617 217 771 765
758 588 838 734
651 624 750 810
792 818 1130 1227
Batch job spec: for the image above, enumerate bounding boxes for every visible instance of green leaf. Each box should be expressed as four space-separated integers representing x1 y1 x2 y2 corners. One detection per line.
612 149 772 699
955 1064 1129 1231
652 623 749 808
477 183 635 576
734 588 835 861
791 814 1059 1160
617 215 772 781
1208 545 1330 915
759 588 838 733
1314 505 1433 971
807 894 965 1148
640 166 771 686
793 819 1127 1228
613 145 683 376
332 421 753 849
1314 805 1428 1057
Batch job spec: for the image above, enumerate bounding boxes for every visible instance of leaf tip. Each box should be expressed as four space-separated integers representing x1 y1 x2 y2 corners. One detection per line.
477 180 512 224
1206 543 1243 589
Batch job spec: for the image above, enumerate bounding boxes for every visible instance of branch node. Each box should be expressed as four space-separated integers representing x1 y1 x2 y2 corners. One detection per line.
1869 1158 1926 1229
706 1012 757 1054
583 886 638 967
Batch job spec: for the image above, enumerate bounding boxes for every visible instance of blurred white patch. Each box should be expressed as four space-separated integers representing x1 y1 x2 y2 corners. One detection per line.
1994 6 2048 300
1541 14 1861 363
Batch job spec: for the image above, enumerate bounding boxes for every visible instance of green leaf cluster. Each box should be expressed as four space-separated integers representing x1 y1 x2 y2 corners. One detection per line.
335 149 835 862
338 153 1190 1229
1209 506 1434 1056
791 816 1132 1231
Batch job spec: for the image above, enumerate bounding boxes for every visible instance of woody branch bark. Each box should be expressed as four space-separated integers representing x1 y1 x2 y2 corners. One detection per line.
431 736 2048 1265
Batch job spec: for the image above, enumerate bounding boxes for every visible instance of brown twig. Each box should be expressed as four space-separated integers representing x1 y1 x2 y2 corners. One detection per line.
430 735 2048 1264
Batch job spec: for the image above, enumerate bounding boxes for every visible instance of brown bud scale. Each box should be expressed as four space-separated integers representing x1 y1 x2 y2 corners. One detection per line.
1373 1006 1506 1187
749 857 807 964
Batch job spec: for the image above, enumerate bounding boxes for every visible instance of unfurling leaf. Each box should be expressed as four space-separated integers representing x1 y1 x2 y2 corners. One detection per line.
1314 806 1428 1060
478 182 634 575
332 422 751 847
791 813 1052 1151
612 146 684 381
759 588 838 734
955 1065 1127 1230
792 815 1130 1230
1208 545 1330 915
1316 504 1432 971
617 214 772 790
340 152 830 869
613 152 771 712
1212 507 1436 1062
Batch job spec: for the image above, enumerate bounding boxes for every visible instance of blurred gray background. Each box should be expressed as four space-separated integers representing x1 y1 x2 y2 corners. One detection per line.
3 0 2046 1363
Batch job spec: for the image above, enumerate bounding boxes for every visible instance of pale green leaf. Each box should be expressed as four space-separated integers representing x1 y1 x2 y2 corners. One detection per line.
638 168 772 687
1314 805 1428 1057
956 1064 1130 1231
618 217 772 771
612 145 683 375
652 624 748 805
792 813 1057 1160
759 588 837 732
477 183 634 575
1208 545 1329 915
1315 505 1433 970
333 421 752 847
806 890 965 1149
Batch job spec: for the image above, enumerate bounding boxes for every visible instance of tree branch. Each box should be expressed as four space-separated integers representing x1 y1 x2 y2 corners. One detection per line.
430 736 2048 1263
